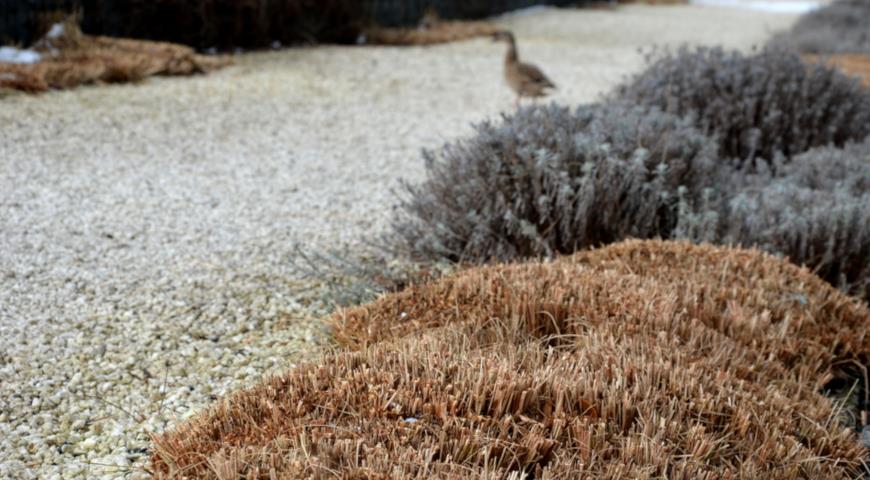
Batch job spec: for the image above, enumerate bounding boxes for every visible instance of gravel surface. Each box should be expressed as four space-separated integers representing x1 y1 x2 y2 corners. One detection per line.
0 5 798 479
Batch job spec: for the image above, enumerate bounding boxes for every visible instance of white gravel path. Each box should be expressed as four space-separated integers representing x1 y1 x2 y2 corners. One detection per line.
0 5 798 479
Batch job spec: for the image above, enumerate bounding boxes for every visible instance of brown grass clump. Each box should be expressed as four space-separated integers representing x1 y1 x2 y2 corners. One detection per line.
0 66 49 93
150 240 869 479
363 20 498 46
0 20 231 94
805 53 870 87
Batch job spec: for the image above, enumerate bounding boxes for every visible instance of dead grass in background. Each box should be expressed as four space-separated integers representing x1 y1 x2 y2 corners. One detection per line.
150 240 869 478
364 20 498 46
0 21 230 94
805 53 870 87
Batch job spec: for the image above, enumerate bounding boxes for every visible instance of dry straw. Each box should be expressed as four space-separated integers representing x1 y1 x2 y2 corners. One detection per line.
364 21 498 46
0 20 230 94
363 13 498 46
151 240 869 478
804 54 870 87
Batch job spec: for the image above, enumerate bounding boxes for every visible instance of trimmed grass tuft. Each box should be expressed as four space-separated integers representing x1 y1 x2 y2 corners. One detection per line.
150 240 870 479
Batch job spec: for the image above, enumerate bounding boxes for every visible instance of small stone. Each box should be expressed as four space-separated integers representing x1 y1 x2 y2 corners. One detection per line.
79 437 97 452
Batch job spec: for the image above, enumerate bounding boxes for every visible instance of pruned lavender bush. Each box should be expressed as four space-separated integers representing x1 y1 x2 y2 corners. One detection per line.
391 103 719 263
614 46 870 166
770 0 870 54
680 138 870 300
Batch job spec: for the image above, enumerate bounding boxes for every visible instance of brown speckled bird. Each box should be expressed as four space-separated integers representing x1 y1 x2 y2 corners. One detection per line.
492 31 556 107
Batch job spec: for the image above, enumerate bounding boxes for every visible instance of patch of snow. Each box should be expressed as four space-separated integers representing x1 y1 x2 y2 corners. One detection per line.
0 46 42 64
46 23 66 39
690 0 822 14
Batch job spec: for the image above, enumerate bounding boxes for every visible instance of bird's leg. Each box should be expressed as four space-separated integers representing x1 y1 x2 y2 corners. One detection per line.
514 96 520 109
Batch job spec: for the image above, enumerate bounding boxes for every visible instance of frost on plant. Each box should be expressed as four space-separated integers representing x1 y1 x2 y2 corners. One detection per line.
391 103 719 263
726 141 869 299
679 139 870 300
614 46 870 166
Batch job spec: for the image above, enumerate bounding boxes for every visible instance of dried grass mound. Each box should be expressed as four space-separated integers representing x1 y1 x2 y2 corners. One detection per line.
0 66 49 93
151 240 870 479
363 20 498 46
60 34 233 76
0 20 231 94
805 53 870 87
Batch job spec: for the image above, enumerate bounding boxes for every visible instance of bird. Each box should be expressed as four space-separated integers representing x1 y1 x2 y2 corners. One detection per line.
492 31 556 107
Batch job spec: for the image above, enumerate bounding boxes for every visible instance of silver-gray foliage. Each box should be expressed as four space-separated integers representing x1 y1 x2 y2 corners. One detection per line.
770 0 870 54
681 139 870 300
614 46 870 166
391 103 719 263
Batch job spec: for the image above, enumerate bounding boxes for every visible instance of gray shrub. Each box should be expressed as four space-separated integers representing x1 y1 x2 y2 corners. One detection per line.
392 46 870 299
614 46 870 166
770 0 870 54
391 103 719 263
681 139 870 300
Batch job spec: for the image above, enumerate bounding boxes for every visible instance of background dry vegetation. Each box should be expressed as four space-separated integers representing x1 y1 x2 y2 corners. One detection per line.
0 1 583 94
772 0 870 87
3 0 582 49
772 0 870 54
3 0 687 51
151 241 870 478
806 54 870 87
0 18 230 93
